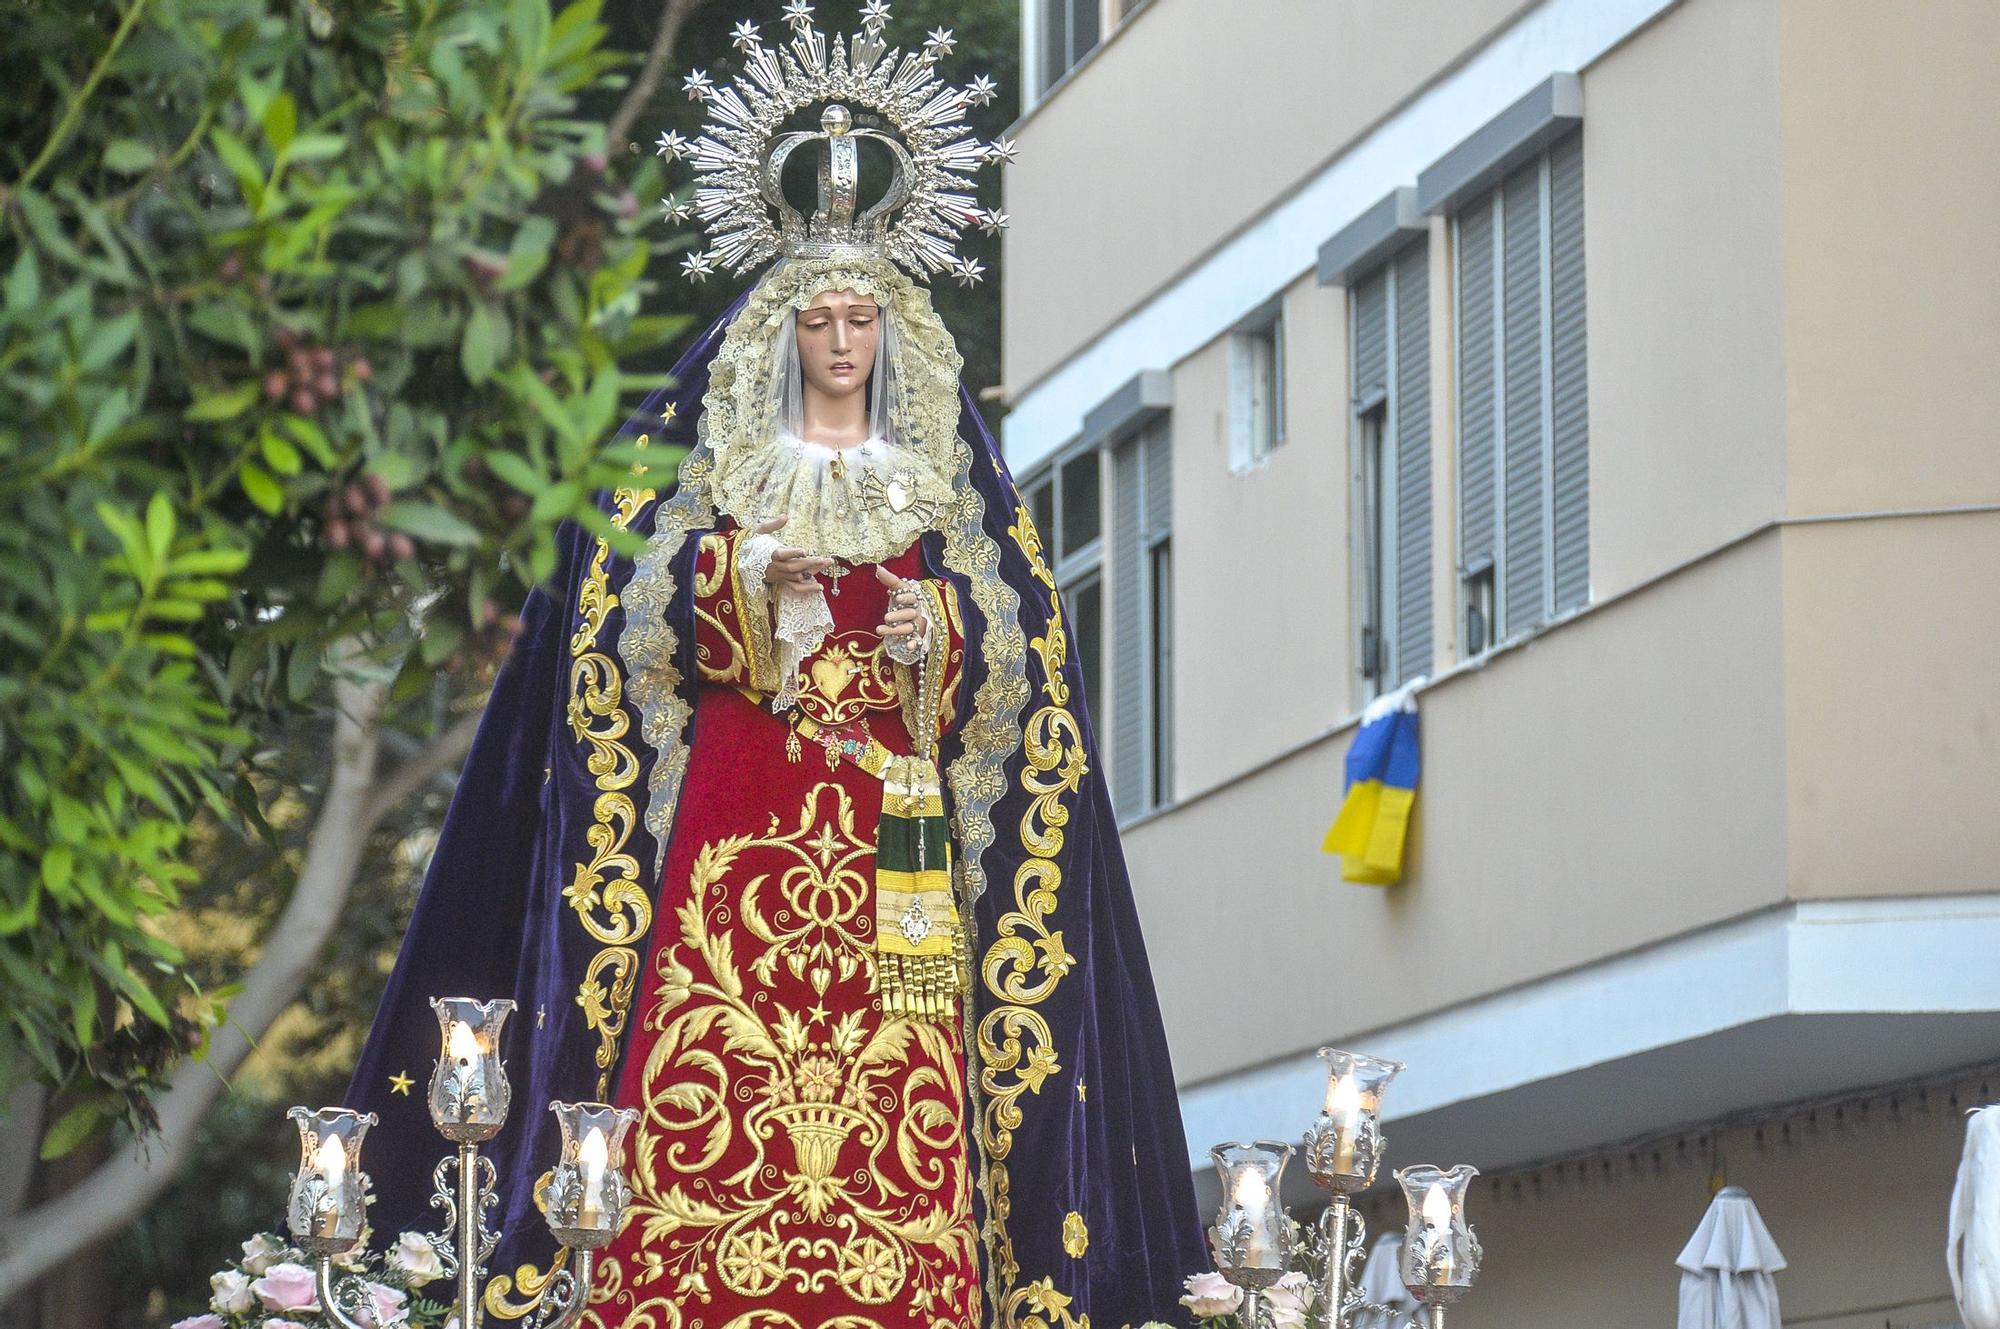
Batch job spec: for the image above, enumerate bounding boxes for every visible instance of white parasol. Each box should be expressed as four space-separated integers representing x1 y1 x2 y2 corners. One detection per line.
1675 1185 1785 1329
1354 1230 1420 1329
1948 1105 2000 1329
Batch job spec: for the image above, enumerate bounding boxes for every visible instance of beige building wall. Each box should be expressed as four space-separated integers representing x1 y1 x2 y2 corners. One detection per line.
1579 0 1789 601
1002 0 1529 393
1778 0 2000 517
1128 534 1789 1084
1166 272 1354 795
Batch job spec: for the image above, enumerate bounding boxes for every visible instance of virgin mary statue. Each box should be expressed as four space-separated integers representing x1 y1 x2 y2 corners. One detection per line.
339 7 1206 1326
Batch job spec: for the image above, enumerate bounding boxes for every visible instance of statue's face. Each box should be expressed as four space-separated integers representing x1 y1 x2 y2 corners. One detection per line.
796 288 880 405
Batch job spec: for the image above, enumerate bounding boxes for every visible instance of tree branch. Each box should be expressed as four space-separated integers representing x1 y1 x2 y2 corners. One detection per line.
0 643 416 1302
361 709 481 827
604 0 709 155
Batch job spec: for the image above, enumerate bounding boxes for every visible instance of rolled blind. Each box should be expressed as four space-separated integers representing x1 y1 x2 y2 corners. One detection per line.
1456 198 1498 576
1392 240 1432 686
1110 436 1144 821
1549 130 1589 612
1500 157 1547 640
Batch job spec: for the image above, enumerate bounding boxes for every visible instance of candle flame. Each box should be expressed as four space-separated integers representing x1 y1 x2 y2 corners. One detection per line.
314 1132 346 1184
448 1019 481 1064
1232 1165 1271 1208
1422 1181 1453 1228
580 1125 609 1171
1328 1072 1362 1121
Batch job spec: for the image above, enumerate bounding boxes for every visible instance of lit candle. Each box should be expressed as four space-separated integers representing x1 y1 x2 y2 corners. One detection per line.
1326 1072 1362 1174
447 1020 483 1118
449 1018 481 1067
1421 1181 1454 1282
577 1126 609 1228
313 1133 347 1238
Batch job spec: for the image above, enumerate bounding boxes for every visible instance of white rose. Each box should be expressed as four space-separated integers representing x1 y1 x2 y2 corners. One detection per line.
240 1233 287 1276
1265 1271 1316 1327
389 1230 445 1286
1180 1270 1245 1319
209 1268 256 1315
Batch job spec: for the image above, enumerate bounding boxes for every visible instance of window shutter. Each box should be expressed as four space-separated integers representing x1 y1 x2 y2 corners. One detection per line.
1548 130 1589 612
1143 416 1172 542
1143 420 1172 806
1455 198 1498 584
1110 436 1144 821
1392 241 1432 686
1500 159 1547 639
1353 270 1389 403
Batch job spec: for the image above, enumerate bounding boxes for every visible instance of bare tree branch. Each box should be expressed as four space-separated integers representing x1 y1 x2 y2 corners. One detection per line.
0 645 425 1301
605 0 709 155
361 708 481 827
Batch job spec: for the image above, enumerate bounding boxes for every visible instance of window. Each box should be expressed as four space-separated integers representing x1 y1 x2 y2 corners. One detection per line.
1453 128 1587 651
1025 447 1105 721
1036 0 1101 95
1229 309 1285 472
1109 417 1172 819
1350 241 1433 696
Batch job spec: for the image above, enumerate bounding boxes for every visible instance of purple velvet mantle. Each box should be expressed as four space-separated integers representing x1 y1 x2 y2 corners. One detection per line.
340 296 1206 1326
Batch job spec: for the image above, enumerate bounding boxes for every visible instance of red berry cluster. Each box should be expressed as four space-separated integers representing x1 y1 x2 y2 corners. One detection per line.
265 329 370 416
322 473 413 564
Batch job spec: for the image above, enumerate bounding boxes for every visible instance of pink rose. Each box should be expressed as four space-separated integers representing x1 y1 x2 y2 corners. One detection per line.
1266 1271 1316 1328
171 1316 225 1329
251 1261 320 1313
357 1281 409 1329
1180 1269 1244 1318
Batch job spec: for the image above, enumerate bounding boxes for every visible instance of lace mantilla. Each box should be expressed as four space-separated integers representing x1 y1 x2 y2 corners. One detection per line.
705 259 962 564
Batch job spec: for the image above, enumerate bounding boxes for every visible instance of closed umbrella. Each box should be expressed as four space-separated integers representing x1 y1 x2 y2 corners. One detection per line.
1354 1230 1419 1329
1676 1185 1785 1329
1948 1105 2000 1329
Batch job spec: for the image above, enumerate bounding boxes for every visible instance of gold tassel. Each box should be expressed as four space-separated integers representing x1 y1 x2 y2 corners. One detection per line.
786 720 802 763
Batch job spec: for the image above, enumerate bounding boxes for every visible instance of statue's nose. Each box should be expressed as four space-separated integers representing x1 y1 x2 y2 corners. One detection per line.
830 322 851 354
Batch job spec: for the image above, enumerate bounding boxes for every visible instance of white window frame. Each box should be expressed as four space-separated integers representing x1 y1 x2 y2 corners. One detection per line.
1022 440 1107 712
1228 303 1286 474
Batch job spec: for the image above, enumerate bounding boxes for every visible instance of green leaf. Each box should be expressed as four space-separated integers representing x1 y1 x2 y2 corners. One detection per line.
419 616 464 666
79 311 140 372
185 381 259 422
144 493 175 567
5 250 39 312
378 501 481 547
86 388 134 447
38 1101 105 1161
262 92 297 155
209 126 266 210
278 413 335 466
259 425 303 475
102 139 154 175
460 302 504 384
166 547 250 577
484 451 544 495
497 215 557 293
279 133 347 164
239 461 284 514
40 845 73 897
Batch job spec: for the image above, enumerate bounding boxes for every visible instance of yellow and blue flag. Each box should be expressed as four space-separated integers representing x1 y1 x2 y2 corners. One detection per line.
1321 680 1422 885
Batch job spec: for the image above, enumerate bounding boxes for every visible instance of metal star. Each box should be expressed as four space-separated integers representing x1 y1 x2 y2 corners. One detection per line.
659 196 695 223
661 402 678 424
781 0 814 28
985 135 1018 165
950 256 985 287
976 208 1010 235
682 69 714 101
859 0 892 32
653 130 690 159
680 251 716 282
965 74 1000 108
924 26 956 55
730 19 762 52
388 1070 414 1096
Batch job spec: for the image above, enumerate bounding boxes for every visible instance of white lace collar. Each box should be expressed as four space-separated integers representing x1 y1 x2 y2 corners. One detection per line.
711 428 954 563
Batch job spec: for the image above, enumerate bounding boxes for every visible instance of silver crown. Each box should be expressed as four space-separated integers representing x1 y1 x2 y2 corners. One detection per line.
655 2 1010 288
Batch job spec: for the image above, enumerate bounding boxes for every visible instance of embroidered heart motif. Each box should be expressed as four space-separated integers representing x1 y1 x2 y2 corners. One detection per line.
809 649 860 701
885 477 911 513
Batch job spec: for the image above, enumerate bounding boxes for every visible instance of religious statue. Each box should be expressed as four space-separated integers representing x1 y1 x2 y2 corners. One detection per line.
340 6 1207 1326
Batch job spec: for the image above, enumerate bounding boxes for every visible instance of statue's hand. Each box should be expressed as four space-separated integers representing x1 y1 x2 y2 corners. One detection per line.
751 515 830 590
873 563 930 648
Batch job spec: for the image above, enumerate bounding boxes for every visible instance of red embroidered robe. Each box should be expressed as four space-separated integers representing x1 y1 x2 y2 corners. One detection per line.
591 525 977 1329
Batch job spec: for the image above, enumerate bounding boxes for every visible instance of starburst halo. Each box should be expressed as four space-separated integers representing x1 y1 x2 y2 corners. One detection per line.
658 1 1012 285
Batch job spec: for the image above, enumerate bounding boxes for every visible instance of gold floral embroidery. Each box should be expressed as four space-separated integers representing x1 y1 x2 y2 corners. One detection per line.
1061 1212 1088 1259
612 781 978 1316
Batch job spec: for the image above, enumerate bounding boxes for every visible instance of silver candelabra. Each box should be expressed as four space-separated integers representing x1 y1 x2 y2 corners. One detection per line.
1207 1048 1484 1329
284 996 637 1329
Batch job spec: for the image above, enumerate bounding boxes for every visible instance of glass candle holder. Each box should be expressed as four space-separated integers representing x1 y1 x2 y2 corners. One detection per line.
285 1106 378 1252
1208 1140 1292 1289
1305 1048 1404 1193
1397 1164 1482 1305
428 996 516 1142
538 1100 639 1249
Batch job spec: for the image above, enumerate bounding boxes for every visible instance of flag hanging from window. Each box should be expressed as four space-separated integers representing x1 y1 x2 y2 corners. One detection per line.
1322 680 1423 885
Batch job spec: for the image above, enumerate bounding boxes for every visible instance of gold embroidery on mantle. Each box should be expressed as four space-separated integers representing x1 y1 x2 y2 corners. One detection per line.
978 505 1084 1327
600 781 978 1323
